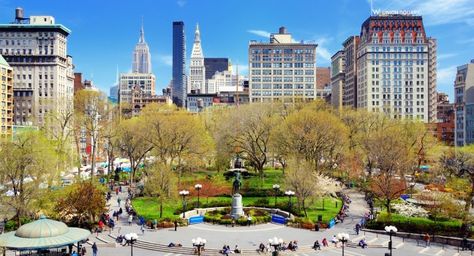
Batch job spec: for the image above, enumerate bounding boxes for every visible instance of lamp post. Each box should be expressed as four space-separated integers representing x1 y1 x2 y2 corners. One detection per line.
192 237 206 256
385 225 397 256
194 184 202 208
272 184 280 208
268 237 283 256
179 190 190 218
284 190 295 209
124 233 138 256
337 233 350 256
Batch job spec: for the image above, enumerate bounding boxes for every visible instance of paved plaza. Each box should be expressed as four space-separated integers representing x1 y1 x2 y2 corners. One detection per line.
64 189 473 256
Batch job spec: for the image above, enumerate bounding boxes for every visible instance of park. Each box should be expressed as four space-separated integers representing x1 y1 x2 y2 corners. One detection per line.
1 100 474 256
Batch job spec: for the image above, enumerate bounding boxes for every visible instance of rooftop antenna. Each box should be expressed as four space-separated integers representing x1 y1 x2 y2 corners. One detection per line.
370 0 374 16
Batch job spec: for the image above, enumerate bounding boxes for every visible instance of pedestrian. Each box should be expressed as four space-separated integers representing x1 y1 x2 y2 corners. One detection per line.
117 197 121 207
92 242 98 256
174 219 178 231
462 237 468 251
80 246 86 256
141 224 145 235
322 238 329 247
423 233 430 247
355 223 361 235
128 215 133 226
247 215 252 226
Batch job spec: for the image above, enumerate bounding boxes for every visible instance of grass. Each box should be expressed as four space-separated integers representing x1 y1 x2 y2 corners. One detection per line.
132 196 341 223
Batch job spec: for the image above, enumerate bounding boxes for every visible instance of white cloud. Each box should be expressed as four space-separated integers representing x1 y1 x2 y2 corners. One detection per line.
177 0 186 7
437 65 457 87
247 30 271 38
372 0 474 26
312 36 333 63
438 53 457 60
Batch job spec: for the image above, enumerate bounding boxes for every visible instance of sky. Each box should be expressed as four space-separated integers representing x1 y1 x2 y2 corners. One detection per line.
0 0 473 100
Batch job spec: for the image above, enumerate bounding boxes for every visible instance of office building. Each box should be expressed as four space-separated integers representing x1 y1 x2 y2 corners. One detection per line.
172 21 186 107
109 84 118 101
119 73 156 104
0 54 13 137
204 58 229 80
356 14 436 123
129 84 172 116
454 60 474 146
0 8 75 126
343 36 359 108
206 70 245 94
132 23 152 74
434 92 454 145
248 27 317 103
316 67 331 99
189 24 206 94
331 50 345 109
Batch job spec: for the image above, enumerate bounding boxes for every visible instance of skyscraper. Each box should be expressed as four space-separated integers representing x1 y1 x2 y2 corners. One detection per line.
189 24 206 94
248 27 318 103
0 8 74 126
331 50 345 109
172 21 186 107
355 14 436 123
132 23 152 74
454 60 474 146
204 58 229 80
342 36 359 108
0 54 13 137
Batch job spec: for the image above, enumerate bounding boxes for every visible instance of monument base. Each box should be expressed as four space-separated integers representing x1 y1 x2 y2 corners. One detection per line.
231 193 244 218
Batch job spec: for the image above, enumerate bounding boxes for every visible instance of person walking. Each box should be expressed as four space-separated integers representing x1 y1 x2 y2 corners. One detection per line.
140 224 145 235
355 223 361 235
423 233 430 247
174 220 178 231
117 197 121 207
128 215 133 226
92 242 98 256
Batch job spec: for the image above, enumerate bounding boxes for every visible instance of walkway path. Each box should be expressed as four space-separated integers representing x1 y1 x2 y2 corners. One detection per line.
81 187 472 256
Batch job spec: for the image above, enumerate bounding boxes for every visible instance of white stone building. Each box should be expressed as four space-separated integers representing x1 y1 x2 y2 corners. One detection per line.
189 24 206 94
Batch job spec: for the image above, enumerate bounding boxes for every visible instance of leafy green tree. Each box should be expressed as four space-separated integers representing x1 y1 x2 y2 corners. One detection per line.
143 162 177 218
0 131 58 226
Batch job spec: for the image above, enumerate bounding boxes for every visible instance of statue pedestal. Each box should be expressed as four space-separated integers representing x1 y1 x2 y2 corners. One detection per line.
231 193 244 219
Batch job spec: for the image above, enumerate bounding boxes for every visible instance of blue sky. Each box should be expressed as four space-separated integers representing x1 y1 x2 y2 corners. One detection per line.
1 0 473 100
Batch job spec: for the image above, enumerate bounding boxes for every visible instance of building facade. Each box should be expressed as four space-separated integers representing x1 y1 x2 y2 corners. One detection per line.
132 24 152 74
109 84 118 102
331 50 345 109
0 8 74 126
206 70 245 94
119 73 156 104
434 92 454 145
356 14 436 123
248 27 317 103
0 55 13 137
316 67 331 99
343 36 359 108
189 24 206 94
204 58 229 80
172 21 186 107
129 85 171 116
454 60 474 146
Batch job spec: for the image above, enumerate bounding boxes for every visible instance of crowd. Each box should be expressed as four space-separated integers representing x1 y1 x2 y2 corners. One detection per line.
257 240 299 253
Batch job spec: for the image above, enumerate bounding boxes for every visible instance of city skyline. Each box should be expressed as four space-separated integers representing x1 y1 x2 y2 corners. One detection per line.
0 0 473 99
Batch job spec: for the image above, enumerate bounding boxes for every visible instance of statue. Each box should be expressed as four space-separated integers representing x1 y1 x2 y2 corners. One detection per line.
232 172 242 195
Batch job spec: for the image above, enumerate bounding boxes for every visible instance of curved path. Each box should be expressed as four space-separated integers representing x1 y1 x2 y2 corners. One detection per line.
78 187 472 256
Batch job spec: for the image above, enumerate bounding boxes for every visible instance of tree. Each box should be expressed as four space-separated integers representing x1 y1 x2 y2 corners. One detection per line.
219 104 278 177
143 162 177 218
142 104 213 183
0 131 58 226
74 89 112 178
285 159 341 217
441 146 474 233
370 173 407 215
55 182 106 227
272 107 348 173
114 117 153 183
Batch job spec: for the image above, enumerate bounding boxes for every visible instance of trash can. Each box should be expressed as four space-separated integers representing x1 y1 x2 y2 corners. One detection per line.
272 251 279 256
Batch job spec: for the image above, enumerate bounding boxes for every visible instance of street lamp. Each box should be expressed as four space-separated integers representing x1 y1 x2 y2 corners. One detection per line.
124 233 138 256
337 233 350 256
194 184 202 208
272 184 280 208
179 190 190 218
192 237 206 256
268 237 284 255
385 225 397 256
284 190 295 209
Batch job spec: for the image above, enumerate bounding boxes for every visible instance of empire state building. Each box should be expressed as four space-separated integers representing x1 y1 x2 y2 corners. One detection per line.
132 24 152 74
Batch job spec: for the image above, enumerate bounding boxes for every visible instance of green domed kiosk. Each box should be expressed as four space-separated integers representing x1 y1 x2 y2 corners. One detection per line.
0 216 90 254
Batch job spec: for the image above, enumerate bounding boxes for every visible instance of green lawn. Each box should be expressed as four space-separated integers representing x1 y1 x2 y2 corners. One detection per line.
132 196 341 223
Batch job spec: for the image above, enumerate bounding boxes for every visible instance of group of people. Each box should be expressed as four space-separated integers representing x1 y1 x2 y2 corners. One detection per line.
219 245 241 255
257 240 298 253
335 193 351 224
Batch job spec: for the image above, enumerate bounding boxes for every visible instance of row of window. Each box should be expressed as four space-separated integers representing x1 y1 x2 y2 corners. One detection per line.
252 83 314 89
252 91 315 96
250 48 314 54
251 63 315 68
251 77 314 82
